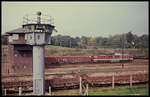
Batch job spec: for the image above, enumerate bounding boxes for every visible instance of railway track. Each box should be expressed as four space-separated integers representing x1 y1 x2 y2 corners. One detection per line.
2 59 148 95
2 64 148 80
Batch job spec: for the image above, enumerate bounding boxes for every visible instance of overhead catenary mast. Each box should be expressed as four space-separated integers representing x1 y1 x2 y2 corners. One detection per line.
121 33 125 68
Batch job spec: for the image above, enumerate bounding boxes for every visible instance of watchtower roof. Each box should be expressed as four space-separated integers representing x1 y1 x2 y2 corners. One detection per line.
6 28 25 34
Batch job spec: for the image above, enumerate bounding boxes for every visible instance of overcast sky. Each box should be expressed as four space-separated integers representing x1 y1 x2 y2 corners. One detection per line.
2 1 149 37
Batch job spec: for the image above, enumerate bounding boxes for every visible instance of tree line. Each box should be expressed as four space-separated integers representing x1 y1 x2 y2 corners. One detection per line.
1 32 149 49
51 32 148 49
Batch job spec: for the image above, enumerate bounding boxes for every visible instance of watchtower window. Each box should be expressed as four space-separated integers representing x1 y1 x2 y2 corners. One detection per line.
18 50 32 57
38 35 40 40
19 34 25 40
30 36 32 40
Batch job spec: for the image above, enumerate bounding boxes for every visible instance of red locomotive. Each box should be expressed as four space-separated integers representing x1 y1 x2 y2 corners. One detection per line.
91 53 133 63
45 53 133 65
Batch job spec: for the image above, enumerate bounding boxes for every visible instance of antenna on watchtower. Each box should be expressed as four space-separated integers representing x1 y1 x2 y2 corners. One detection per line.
37 11 41 24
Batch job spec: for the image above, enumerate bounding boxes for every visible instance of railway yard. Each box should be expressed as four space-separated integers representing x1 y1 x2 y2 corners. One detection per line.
2 59 149 95
2 2 149 95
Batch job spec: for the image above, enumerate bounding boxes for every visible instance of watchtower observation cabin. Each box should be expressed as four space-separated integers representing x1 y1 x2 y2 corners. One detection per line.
6 12 55 75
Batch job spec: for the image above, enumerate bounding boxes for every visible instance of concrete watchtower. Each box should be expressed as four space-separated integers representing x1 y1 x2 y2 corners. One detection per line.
23 11 55 95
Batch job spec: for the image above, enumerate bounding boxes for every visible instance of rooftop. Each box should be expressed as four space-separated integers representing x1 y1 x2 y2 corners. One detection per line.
6 28 25 34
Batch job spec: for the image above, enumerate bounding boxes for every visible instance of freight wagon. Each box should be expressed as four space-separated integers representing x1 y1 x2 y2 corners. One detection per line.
45 56 92 65
45 73 148 89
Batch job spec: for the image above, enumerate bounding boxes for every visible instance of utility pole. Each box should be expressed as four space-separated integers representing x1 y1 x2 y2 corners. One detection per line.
122 33 125 69
60 42 61 47
70 39 72 48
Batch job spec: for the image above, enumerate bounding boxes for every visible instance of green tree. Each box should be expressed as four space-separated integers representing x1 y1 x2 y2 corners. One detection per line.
87 37 97 49
1 34 8 45
126 32 136 48
88 37 97 46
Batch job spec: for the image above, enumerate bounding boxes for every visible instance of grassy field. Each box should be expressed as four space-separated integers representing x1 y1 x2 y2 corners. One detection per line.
69 86 149 96
45 45 148 56
2 45 148 57
88 86 149 96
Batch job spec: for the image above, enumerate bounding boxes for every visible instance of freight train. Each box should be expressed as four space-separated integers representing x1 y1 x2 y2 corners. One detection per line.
45 53 133 65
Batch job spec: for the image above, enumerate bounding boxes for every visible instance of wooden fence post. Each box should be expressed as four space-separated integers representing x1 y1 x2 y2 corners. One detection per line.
19 87 22 96
4 89 7 96
86 84 88 96
49 86 51 96
79 77 82 94
112 73 115 89
130 74 133 88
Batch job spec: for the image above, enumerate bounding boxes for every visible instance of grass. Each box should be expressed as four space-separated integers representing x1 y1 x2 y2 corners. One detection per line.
45 45 148 56
2 45 148 57
1 45 8 56
70 86 149 96
88 86 149 96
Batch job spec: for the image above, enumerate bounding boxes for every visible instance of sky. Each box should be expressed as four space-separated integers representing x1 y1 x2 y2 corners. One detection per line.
2 1 149 37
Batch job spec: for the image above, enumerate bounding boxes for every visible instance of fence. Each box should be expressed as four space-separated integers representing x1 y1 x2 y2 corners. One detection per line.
2 72 148 96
